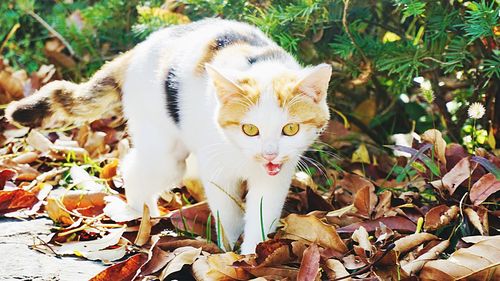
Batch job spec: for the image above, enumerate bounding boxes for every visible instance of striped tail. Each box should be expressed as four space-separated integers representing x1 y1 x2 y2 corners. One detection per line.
5 51 132 128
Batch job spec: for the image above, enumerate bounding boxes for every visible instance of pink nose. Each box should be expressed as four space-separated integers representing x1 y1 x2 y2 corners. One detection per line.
262 153 278 161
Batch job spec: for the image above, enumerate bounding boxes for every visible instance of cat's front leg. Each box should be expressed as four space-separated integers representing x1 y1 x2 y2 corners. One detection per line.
199 160 245 251
240 169 293 254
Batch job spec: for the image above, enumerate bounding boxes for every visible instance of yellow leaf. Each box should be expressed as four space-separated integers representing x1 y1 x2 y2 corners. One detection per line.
354 98 377 126
382 31 401 43
351 143 370 164
279 214 348 253
488 125 496 149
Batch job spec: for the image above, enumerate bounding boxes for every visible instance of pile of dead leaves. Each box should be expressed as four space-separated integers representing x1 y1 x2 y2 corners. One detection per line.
0 61 499 280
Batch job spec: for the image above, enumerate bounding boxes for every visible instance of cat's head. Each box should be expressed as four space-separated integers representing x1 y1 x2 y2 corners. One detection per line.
206 63 331 176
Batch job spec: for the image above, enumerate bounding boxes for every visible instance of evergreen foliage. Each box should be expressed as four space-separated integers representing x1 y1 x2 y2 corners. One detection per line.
1 0 499 148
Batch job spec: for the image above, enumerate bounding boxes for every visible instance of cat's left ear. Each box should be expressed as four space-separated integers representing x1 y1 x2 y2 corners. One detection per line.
295 64 332 103
205 64 244 103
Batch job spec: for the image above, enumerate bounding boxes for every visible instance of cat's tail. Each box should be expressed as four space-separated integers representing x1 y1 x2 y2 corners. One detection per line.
5 51 133 128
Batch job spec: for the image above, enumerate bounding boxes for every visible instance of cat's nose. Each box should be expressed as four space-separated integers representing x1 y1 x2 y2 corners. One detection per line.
262 153 278 161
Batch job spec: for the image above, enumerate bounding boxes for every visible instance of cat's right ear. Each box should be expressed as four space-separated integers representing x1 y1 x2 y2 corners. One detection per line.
205 64 244 103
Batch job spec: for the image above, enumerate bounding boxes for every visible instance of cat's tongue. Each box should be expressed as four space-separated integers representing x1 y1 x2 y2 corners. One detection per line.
265 162 282 176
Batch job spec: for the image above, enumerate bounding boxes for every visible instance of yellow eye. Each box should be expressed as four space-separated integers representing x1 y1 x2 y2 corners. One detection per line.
282 123 299 136
242 124 259 136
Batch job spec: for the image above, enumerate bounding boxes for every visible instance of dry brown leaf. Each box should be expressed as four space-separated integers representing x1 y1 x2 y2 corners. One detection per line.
159 246 202 280
352 226 372 253
420 237 500 280
26 130 53 153
421 129 447 165
47 191 107 225
337 216 416 234
206 252 250 280
470 173 500 206
353 183 377 218
335 174 374 206
393 233 437 253
57 227 126 261
12 151 39 164
192 255 230 281
244 266 298 280
0 188 39 214
138 242 174 277
297 243 321 281
279 214 348 253
373 190 392 219
402 240 449 275
0 169 16 190
430 157 471 195
90 253 148 281
134 204 152 246
255 239 295 267
464 208 484 235
325 259 351 281
424 205 459 231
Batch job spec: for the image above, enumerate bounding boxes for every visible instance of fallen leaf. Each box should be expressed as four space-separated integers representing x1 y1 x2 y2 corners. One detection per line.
90 253 148 281
156 236 221 254
12 151 39 164
424 205 459 231
393 233 437 253
255 239 295 267
373 190 392 219
403 240 449 276
430 157 471 195
159 246 202 280
168 202 215 241
26 130 53 153
470 173 500 205
47 191 107 225
337 216 416 233
206 252 250 280
103 195 142 222
420 237 500 280
352 226 372 253
351 143 370 164
0 169 16 190
464 208 484 235
57 227 126 258
421 129 447 165
192 255 228 281
0 189 38 214
279 214 348 253
353 183 377 217
138 242 174 277
297 243 321 281
70 166 106 191
134 204 152 246
325 259 351 281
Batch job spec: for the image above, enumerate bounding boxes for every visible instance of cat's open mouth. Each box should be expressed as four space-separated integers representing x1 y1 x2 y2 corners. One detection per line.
265 162 282 176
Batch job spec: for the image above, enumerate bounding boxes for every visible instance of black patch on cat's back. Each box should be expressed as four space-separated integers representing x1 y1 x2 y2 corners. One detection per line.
165 68 181 125
248 49 289 65
213 31 268 50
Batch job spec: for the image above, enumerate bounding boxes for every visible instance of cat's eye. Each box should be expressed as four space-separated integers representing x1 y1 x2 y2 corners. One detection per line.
242 124 259 136
282 123 299 136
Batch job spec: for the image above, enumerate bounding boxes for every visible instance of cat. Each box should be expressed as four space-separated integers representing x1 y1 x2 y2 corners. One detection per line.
6 18 331 254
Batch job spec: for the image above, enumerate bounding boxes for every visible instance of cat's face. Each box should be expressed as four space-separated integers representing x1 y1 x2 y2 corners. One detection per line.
207 63 331 176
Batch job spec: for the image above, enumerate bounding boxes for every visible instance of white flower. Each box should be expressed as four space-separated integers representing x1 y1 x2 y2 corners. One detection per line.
420 80 432 91
468 102 485 119
463 135 472 143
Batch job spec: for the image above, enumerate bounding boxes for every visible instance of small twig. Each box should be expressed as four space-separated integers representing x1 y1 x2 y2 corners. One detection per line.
32 235 60 257
26 10 76 57
0 23 20 54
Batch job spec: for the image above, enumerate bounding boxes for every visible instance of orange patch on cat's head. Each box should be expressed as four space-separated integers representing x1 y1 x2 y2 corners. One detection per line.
217 77 260 128
272 73 329 128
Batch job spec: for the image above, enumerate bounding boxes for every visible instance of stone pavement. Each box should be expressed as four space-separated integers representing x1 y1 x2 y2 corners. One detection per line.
0 218 105 281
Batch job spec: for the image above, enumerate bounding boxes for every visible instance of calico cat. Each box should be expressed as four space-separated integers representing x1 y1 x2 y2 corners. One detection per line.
6 18 331 254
